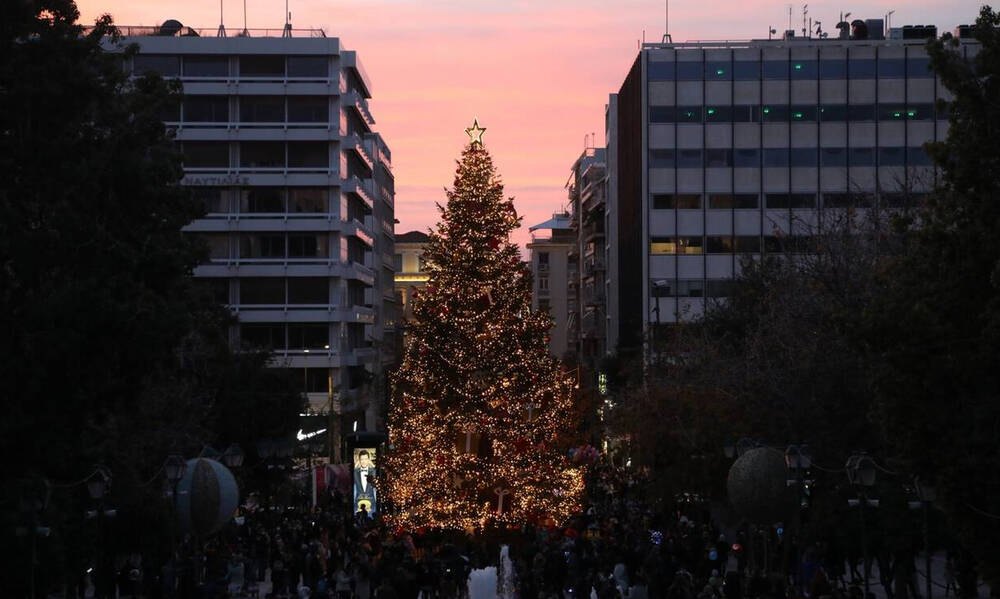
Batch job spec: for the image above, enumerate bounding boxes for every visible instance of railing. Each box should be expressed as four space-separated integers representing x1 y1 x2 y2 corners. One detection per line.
96 25 327 38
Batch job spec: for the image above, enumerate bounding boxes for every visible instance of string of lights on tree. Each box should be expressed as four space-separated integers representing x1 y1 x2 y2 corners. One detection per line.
383 120 584 531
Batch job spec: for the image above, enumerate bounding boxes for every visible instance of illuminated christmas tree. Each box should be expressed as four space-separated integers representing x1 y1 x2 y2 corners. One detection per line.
384 121 583 530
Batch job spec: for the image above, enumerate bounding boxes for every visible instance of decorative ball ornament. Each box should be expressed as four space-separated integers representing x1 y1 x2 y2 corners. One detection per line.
726 447 794 524
175 458 240 537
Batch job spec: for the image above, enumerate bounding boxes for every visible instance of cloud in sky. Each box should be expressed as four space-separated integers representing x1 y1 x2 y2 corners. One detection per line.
76 0 984 248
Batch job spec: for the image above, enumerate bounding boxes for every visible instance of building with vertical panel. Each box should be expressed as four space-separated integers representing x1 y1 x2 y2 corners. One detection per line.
605 23 978 351
527 214 574 358
115 24 395 450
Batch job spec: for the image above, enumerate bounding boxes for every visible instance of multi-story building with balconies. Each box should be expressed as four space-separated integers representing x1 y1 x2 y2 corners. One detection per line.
605 21 977 351
115 24 395 447
527 214 575 358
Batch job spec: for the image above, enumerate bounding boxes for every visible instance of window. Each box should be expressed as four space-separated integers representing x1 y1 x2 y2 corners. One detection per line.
676 279 704 297
183 96 229 122
240 278 284 304
538 277 549 291
824 193 874 208
192 187 228 213
676 62 702 80
183 142 229 167
706 149 732 168
789 193 816 208
734 61 760 80
288 142 328 168
394 253 403 270
847 104 876 121
676 107 702 123
766 193 791 209
907 57 932 78
650 106 674 123
201 234 229 259
790 60 818 79
878 58 906 78
240 55 285 77
183 56 228 77
819 59 847 79
732 105 759 123
241 142 285 168
705 106 732 122
288 96 328 122
821 147 847 167
537 299 551 312
705 62 732 80
241 324 284 349
819 105 847 121
707 279 736 297
652 194 701 209
734 148 759 168
848 58 876 78
790 105 817 121
304 368 330 393
648 61 675 81
733 236 761 252
288 324 329 350
240 234 285 258
907 146 933 166
709 193 758 209
240 96 284 122
762 105 789 121
287 56 328 78
849 147 875 167
288 278 329 304
878 105 909 120
133 55 179 76
706 236 734 253
678 237 703 254
790 149 817 168
538 252 550 266
240 188 284 213
763 60 789 79
763 148 789 167
288 234 327 257
650 237 677 254
677 149 702 168
289 188 327 213
878 147 905 166
649 149 675 168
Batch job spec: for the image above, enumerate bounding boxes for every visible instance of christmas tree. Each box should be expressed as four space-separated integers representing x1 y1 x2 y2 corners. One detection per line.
384 121 583 530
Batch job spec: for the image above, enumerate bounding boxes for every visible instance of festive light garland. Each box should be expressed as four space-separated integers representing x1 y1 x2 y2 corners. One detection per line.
384 136 584 531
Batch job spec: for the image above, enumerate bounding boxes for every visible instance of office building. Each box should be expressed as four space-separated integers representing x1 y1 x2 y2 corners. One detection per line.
116 23 396 445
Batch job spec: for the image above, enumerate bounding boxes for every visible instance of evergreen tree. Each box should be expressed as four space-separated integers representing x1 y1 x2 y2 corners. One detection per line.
385 128 583 530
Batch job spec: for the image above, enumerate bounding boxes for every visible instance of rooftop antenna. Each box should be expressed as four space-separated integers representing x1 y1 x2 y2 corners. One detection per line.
887 10 895 35
788 5 793 34
662 0 672 43
802 4 808 38
241 0 248 36
217 0 226 37
282 0 292 37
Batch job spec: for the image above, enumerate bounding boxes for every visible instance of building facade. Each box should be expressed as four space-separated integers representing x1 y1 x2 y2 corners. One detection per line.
527 214 575 358
393 230 431 321
119 26 396 446
605 23 977 350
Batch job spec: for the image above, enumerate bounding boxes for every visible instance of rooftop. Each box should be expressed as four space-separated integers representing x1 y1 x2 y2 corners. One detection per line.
396 231 431 244
86 21 327 38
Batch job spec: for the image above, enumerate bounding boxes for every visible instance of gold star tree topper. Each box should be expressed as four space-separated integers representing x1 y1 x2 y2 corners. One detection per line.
465 118 486 146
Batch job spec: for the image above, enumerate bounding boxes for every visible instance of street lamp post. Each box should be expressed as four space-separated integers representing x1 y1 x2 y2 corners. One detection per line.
915 477 936 599
846 453 877 599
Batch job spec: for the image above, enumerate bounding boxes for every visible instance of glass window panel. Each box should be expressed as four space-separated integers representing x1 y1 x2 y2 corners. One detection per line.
678 279 704 296
240 55 285 77
765 193 790 209
849 58 876 78
288 278 329 304
240 278 285 304
879 104 909 120
705 61 732 80
240 187 284 213
821 147 847 167
183 55 228 77
649 106 675 123
790 59 818 79
763 148 789 167
819 105 847 121
240 234 285 258
649 149 675 168
763 60 789 79
706 149 732 168
650 237 678 254
676 62 703 80
848 104 876 121
240 96 284 122
762 105 789 121
183 96 229 122
183 142 229 167
905 104 935 120
732 105 759 123
790 149 817 167
907 146 933 166
878 58 906 78
849 147 875 167
288 324 329 350
677 237 703 254
288 234 328 257
288 142 328 168
677 149 703 168
287 56 328 77
733 235 761 252
240 142 285 168
706 236 734 253
288 96 328 122
789 193 816 208
241 324 284 349
734 148 759 167
878 147 905 166
734 61 760 80
648 61 675 81
289 188 327 213
790 105 817 121
705 106 732 122
133 55 179 76
200 234 229 259
819 59 847 79
677 106 702 122
192 186 229 213
907 57 933 78
652 194 701 209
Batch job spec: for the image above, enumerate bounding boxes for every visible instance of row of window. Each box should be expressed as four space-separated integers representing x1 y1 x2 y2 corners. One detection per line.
649 103 940 123
201 233 332 259
194 187 329 213
182 141 329 169
134 54 329 78
652 192 925 210
648 57 932 81
165 96 329 123
240 323 331 350
650 235 818 255
651 278 736 298
236 277 331 305
649 146 933 168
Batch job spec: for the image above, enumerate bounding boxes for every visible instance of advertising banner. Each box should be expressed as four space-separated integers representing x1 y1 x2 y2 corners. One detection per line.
353 448 377 516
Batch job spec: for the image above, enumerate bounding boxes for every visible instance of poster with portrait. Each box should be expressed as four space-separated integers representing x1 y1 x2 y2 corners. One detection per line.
353 448 377 517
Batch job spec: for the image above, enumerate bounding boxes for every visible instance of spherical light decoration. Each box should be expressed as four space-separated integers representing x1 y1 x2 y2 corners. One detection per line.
175 458 240 537
726 447 794 523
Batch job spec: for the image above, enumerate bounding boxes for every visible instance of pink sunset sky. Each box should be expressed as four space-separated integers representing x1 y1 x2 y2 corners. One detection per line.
78 0 983 249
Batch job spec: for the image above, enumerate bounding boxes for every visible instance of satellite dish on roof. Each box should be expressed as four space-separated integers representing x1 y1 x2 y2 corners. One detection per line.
159 19 183 36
